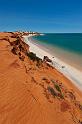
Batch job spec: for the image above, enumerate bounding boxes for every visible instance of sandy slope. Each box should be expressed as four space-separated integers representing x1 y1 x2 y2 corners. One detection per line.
0 32 82 124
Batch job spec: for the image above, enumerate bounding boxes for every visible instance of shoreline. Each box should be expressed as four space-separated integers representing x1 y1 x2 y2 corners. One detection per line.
24 35 82 91
31 36 82 71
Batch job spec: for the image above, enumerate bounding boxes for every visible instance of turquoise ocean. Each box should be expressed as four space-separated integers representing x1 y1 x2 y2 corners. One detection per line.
32 33 82 71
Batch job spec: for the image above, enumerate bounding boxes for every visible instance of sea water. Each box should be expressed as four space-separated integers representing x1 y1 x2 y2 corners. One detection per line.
32 33 82 71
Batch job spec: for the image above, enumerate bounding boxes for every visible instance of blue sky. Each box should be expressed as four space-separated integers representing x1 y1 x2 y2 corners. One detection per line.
0 0 82 32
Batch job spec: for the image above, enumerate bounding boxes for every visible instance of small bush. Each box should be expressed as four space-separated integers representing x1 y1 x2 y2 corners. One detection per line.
54 84 61 93
58 93 64 99
47 86 57 97
51 79 56 84
27 52 42 62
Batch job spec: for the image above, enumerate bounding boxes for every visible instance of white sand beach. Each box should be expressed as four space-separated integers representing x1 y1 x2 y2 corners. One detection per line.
24 35 82 91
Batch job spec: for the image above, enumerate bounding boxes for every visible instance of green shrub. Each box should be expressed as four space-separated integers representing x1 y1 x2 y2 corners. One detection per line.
47 86 57 97
54 84 61 93
27 52 42 62
58 93 64 99
51 79 56 84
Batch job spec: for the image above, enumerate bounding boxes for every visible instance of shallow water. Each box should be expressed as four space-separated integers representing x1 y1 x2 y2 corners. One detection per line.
32 33 82 71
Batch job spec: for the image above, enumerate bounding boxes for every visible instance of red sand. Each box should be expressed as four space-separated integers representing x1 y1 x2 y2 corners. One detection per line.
0 32 82 124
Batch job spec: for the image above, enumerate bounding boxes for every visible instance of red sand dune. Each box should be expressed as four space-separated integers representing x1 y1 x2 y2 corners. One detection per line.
0 32 82 124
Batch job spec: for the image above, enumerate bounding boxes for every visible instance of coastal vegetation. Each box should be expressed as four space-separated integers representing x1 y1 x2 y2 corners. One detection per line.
47 86 57 97
54 84 61 93
27 52 42 62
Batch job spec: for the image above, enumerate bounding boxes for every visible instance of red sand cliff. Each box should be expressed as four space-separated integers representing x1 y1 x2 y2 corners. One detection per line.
0 32 82 124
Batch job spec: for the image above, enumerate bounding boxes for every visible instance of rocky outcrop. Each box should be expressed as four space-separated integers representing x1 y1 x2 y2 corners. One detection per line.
43 56 52 63
10 34 29 61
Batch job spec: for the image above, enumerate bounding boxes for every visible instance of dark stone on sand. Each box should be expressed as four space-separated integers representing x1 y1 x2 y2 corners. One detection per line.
43 56 52 63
